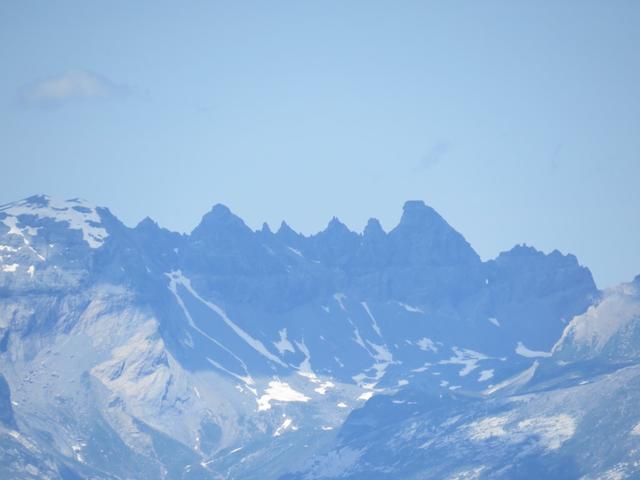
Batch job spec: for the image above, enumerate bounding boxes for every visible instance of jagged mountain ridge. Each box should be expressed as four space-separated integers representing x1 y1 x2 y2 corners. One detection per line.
0 195 606 479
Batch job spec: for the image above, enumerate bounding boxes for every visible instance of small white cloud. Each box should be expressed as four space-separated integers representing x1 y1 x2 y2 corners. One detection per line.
19 69 128 107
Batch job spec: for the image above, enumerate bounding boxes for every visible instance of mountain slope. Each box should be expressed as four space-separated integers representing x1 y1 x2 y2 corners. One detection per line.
0 195 604 479
288 278 640 479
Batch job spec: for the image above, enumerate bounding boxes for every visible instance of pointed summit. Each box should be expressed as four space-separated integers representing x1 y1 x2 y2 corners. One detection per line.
191 203 252 240
390 200 479 266
353 217 389 271
208 203 233 218
277 220 296 236
135 216 159 230
307 216 359 266
314 216 358 243
275 220 303 245
260 222 273 234
325 216 352 235
398 200 444 229
186 203 268 273
363 218 385 239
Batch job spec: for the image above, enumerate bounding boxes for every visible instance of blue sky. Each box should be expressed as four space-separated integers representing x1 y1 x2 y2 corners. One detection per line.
1 1 639 288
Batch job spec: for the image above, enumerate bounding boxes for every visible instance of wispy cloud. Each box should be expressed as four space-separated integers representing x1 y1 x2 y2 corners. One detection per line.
419 141 451 170
18 69 128 107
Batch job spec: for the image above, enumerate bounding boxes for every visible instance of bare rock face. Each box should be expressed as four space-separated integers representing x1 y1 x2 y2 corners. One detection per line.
0 374 16 429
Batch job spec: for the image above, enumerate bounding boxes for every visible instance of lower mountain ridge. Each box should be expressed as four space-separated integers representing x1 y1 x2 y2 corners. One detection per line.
1 195 636 479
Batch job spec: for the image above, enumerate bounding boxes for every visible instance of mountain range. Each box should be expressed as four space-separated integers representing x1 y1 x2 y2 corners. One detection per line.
0 194 638 479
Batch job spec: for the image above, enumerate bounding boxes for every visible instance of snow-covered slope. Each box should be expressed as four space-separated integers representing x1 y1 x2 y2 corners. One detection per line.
0 195 613 479
553 276 640 362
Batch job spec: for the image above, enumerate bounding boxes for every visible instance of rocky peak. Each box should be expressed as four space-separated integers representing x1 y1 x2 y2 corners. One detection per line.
388 200 479 266
397 200 443 229
363 217 385 239
190 203 253 241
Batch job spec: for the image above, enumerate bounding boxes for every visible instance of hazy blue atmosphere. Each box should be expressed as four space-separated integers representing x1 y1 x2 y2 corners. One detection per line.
1 0 639 288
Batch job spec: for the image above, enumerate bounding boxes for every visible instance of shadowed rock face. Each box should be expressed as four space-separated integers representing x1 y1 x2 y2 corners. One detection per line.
177 200 494 309
388 200 480 267
0 195 612 480
0 374 16 429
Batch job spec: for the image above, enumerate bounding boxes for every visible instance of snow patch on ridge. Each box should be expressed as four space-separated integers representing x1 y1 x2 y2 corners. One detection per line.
361 301 382 337
416 337 438 353
273 328 295 355
357 391 374 401
287 246 303 257
397 302 424 313
515 342 552 358
273 417 294 437
439 347 489 377
334 293 347 311
1 196 108 248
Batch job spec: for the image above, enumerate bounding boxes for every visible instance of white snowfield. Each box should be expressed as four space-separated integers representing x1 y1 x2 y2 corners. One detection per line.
257 381 310 411
357 391 374 401
0 196 108 248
